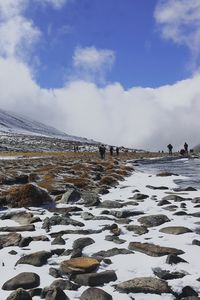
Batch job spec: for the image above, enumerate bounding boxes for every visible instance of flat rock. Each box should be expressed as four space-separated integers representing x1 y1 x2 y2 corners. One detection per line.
138 214 170 227
0 225 35 232
132 193 149 200
153 267 187 280
72 237 95 250
0 232 22 248
162 195 188 202
99 200 123 209
2 272 40 290
72 270 117 286
128 242 184 257
50 279 79 290
159 226 192 235
60 257 100 275
126 225 148 235
60 188 81 203
116 277 172 294
16 251 52 267
80 287 113 300
166 254 188 264
146 185 168 190
92 247 133 258
156 172 178 176
42 287 69 300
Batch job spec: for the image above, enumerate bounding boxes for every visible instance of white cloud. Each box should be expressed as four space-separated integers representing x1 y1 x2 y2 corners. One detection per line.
155 0 200 69
35 0 69 9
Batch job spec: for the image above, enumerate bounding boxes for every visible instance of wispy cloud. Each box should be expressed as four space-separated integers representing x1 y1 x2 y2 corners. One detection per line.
34 0 69 10
155 0 200 70
72 46 115 83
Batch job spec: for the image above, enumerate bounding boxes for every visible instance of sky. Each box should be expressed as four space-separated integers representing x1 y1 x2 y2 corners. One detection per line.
1 0 200 150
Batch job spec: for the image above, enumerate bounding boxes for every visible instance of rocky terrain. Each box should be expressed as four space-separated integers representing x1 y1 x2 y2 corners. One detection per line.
0 151 199 300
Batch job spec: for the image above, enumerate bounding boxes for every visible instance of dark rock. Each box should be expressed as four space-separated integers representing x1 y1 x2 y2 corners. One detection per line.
51 236 66 245
2 272 40 290
80 287 112 300
80 190 101 206
50 229 102 238
0 225 35 232
152 267 187 280
6 288 32 300
138 214 170 227
81 212 94 220
157 199 171 206
16 251 52 267
9 250 18 255
49 267 62 278
192 239 200 246
192 197 200 203
99 200 123 209
42 215 84 228
166 254 188 264
164 205 178 211
162 195 188 202
173 211 188 216
189 212 200 217
126 225 148 235
132 193 149 200
156 172 178 176
174 187 197 192
60 257 100 275
111 210 144 218
19 237 33 247
60 189 81 203
92 247 133 258
179 286 198 298
51 249 66 256
50 279 79 290
28 288 42 297
0 232 22 248
159 226 192 235
116 277 172 294
146 185 168 190
42 287 69 300
105 235 126 244
70 248 82 258
72 270 117 286
128 242 184 257
73 237 95 251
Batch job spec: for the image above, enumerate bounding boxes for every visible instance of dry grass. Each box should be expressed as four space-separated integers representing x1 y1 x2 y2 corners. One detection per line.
38 174 55 192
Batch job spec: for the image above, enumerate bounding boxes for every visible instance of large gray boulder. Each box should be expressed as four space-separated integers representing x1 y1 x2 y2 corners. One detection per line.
16 251 52 267
138 214 170 227
6 288 32 300
159 226 192 235
72 270 117 286
80 288 113 300
2 272 40 290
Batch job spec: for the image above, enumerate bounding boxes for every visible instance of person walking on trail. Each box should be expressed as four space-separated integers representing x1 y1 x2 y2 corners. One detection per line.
110 146 114 156
99 145 106 159
167 144 173 155
184 142 188 154
116 147 119 156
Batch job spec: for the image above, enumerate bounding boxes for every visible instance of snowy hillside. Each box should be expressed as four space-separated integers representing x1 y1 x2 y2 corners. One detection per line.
0 108 91 143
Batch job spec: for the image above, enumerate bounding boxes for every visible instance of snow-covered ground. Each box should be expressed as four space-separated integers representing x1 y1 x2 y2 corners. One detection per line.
0 168 199 299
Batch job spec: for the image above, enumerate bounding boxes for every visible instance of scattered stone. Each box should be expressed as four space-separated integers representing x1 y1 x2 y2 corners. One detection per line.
16 251 52 267
50 279 79 290
132 193 149 200
192 197 200 203
59 188 81 203
80 190 101 206
162 195 188 202
163 205 178 211
51 236 66 245
19 237 33 247
72 270 117 286
0 232 22 248
126 225 148 235
146 185 168 190
2 272 40 290
6 288 32 300
72 237 95 251
60 257 100 275
116 277 172 294
156 172 178 176
138 214 170 227
49 267 61 278
42 215 84 228
92 248 133 258
157 199 171 206
179 286 198 298
80 287 113 300
159 226 192 235
105 235 126 244
152 267 187 280
128 242 184 257
166 254 188 264
99 200 123 209
192 239 200 246
173 211 188 216
81 212 94 220
42 287 69 300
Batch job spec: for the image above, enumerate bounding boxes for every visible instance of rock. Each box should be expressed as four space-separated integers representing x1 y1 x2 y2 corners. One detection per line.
72 270 117 286
0 225 35 232
162 195 188 202
99 200 123 208
16 251 52 267
60 257 100 275
138 214 170 227
166 254 188 264
28 288 42 297
128 242 184 257
42 287 69 300
6 288 32 300
174 187 197 192
80 190 101 206
42 215 84 229
116 277 172 294
190 212 200 217
159 226 192 235
156 172 178 176
19 237 33 247
59 189 81 203
192 197 200 203
163 205 178 211
2 272 40 290
51 236 66 245
109 223 121 236
81 212 94 220
152 267 187 280
0 232 22 248
50 279 79 290
173 211 188 216
1 211 39 225
192 239 200 246
105 235 126 244
126 225 148 235
49 267 61 278
5 184 52 207
80 287 113 300
157 199 171 206
146 185 168 190
132 193 149 200
73 237 95 250
92 248 133 258
179 286 198 298
111 210 144 218
70 248 83 258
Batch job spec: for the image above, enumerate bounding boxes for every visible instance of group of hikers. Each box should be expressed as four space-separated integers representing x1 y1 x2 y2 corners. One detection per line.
99 145 119 159
167 142 189 155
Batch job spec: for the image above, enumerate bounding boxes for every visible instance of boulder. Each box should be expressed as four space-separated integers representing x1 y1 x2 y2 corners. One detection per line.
59 189 81 203
116 277 172 294
5 184 52 208
42 287 69 300
0 232 22 248
6 288 32 300
72 270 117 286
138 214 170 227
99 200 123 209
126 225 148 235
132 193 149 200
60 257 100 275
72 237 95 251
166 254 188 264
92 247 133 258
16 251 52 267
50 279 79 290
128 242 184 257
159 226 192 235
153 267 187 280
0 225 35 232
80 287 112 300
2 272 40 290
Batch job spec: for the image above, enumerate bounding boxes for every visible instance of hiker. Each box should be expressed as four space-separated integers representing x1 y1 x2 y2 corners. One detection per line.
110 146 114 156
167 144 173 155
99 145 106 159
116 147 119 156
184 142 188 153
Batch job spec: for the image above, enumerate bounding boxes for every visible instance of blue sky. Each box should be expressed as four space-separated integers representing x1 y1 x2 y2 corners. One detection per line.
26 0 189 89
1 0 200 150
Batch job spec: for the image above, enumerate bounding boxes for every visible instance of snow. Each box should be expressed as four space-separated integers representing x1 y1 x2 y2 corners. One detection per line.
0 168 200 299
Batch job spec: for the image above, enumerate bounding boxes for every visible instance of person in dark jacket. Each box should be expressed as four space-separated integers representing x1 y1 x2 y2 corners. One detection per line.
116 147 119 156
167 144 173 155
184 142 188 153
110 146 114 156
99 145 106 159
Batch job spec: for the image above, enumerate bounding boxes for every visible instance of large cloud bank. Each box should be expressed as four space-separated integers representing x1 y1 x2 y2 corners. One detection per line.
0 0 200 151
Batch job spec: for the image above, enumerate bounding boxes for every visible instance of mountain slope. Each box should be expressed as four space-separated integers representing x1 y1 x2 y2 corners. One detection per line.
0 108 90 142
